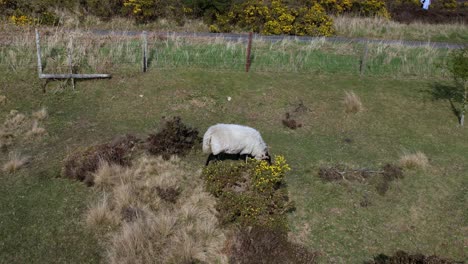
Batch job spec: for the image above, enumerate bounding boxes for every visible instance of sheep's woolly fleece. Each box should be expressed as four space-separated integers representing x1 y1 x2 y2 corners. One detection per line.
202 124 268 159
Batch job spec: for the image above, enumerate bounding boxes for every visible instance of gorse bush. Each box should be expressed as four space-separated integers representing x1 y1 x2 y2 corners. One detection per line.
351 0 390 18
210 0 335 36
123 0 185 24
315 0 353 14
2 0 392 31
1 0 62 25
203 156 293 229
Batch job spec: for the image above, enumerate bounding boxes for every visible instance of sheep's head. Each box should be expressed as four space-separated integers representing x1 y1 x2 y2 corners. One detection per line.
259 150 272 165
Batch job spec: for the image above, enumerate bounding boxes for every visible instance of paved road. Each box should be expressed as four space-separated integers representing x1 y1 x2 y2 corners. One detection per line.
91 30 465 49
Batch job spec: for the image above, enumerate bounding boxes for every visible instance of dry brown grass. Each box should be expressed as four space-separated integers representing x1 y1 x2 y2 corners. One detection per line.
344 91 363 113
26 120 47 138
0 95 6 105
0 109 49 149
85 194 120 229
3 111 27 131
399 151 429 170
333 15 468 43
2 152 29 173
86 155 227 264
32 107 48 120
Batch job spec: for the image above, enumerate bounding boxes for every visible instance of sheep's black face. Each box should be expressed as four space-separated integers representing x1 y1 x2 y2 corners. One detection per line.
263 152 272 165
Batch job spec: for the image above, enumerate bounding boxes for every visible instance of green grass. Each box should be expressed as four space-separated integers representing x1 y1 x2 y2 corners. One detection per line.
0 30 453 79
1 64 467 263
333 16 468 44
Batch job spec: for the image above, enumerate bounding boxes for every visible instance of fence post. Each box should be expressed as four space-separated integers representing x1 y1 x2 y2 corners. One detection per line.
35 29 43 78
360 41 369 76
245 32 253 72
142 31 148 73
67 37 75 90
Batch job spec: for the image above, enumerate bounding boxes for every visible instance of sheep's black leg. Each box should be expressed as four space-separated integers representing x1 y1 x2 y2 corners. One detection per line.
205 153 216 166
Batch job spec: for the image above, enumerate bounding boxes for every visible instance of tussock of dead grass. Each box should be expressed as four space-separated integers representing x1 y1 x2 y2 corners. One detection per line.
86 155 227 264
344 91 363 113
85 194 120 228
3 111 27 131
32 107 48 120
0 95 6 105
2 152 29 173
26 120 47 138
399 151 429 170
0 108 49 149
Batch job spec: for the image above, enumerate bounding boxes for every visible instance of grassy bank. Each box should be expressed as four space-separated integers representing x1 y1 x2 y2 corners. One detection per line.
0 28 453 80
333 16 468 44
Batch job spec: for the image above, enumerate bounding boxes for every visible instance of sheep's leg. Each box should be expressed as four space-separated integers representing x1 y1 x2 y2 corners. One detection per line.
205 153 217 166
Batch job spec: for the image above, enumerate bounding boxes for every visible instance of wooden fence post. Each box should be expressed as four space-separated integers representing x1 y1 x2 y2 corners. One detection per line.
142 31 148 72
67 37 75 90
35 29 43 78
245 32 253 72
360 41 369 76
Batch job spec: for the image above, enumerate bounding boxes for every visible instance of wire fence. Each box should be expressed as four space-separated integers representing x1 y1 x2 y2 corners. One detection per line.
0 31 453 79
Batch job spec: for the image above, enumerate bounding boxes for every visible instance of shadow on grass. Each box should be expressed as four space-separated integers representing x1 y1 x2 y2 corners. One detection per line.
429 82 463 124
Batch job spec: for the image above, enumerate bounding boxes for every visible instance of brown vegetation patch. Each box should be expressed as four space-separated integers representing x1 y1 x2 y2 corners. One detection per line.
399 152 429 170
85 156 227 264
318 164 374 182
227 226 317 264
155 186 180 203
366 250 462 264
382 163 404 181
377 164 404 196
146 116 201 159
282 112 303 129
62 134 139 186
282 101 310 129
344 91 363 114
318 163 404 196
0 109 49 151
2 152 29 173
32 107 48 120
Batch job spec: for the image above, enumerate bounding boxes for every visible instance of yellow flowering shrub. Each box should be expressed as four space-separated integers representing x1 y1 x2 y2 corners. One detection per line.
123 0 154 22
315 0 353 14
441 0 457 9
294 3 335 36
123 0 184 24
210 0 334 36
350 0 390 18
209 12 234 33
203 155 294 229
252 155 290 192
9 15 37 26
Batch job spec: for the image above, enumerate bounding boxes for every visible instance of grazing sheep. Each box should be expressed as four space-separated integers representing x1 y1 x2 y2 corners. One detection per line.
203 124 271 166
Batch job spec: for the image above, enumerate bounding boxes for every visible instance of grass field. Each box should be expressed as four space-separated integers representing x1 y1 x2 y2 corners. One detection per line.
1 61 467 263
1 25 467 263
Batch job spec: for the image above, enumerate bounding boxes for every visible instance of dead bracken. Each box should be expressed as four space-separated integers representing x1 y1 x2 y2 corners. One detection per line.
62 134 139 186
318 163 404 196
146 116 201 159
366 250 463 264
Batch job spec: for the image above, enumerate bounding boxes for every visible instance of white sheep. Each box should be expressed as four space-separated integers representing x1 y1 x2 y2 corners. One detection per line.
202 124 271 166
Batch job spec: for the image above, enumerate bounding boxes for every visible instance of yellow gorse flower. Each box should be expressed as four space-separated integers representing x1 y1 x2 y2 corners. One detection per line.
9 15 37 26
252 155 290 191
